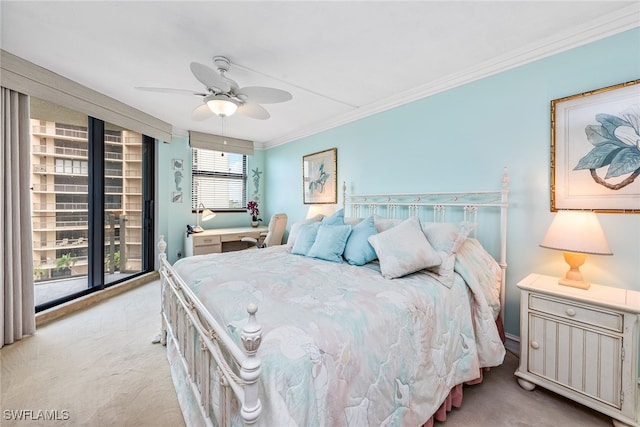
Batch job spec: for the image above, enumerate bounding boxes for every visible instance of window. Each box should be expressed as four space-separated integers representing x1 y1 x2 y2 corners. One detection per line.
30 97 155 311
54 158 88 174
191 148 247 211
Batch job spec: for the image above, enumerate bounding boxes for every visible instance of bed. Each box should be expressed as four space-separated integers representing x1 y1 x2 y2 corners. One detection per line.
156 169 509 427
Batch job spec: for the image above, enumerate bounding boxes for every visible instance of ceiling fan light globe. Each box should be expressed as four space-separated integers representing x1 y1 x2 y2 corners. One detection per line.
205 95 238 117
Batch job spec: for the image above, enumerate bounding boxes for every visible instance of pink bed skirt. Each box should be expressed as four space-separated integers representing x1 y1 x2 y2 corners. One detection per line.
422 314 505 426
421 369 486 427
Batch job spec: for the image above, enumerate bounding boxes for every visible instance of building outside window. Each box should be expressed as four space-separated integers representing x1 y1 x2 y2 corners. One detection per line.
30 98 153 309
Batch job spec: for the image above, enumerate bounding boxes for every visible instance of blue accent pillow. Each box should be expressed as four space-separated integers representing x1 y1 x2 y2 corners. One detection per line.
291 222 321 256
343 216 378 266
307 224 352 263
321 208 345 225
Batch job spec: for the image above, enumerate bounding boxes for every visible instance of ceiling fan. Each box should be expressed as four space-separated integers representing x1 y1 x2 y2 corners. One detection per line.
136 56 292 120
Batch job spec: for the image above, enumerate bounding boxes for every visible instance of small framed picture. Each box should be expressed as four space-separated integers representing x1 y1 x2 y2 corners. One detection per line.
303 148 337 204
172 158 184 170
172 192 183 203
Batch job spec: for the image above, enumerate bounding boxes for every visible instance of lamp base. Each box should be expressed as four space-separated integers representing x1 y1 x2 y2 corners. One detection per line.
558 251 590 290
558 277 590 290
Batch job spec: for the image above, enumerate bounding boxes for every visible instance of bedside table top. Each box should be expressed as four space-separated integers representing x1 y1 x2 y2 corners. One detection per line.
518 273 640 314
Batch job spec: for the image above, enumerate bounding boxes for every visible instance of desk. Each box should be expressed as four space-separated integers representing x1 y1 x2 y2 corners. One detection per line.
184 226 269 256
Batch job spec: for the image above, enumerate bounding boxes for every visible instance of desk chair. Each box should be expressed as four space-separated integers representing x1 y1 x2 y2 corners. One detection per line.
242 213 287 248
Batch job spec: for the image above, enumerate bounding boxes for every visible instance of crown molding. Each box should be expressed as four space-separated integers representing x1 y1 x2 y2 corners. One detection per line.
262 4 640 149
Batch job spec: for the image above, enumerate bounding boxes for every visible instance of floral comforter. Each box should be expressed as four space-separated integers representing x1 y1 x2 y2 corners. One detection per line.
171 241 505 426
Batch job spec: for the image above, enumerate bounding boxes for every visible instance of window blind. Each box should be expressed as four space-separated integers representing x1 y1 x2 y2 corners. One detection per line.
189 130 254 156
192 148 247 211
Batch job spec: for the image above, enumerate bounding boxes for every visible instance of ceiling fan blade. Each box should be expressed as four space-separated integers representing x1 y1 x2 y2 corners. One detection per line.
192 104 215 121
236 86 292 104
135 87 207 96
190 62 231 93
237 103 270 120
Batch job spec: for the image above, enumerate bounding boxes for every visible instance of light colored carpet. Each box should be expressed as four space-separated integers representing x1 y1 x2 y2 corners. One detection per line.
444 351 611 427
1 280 612 427
1 281 184 427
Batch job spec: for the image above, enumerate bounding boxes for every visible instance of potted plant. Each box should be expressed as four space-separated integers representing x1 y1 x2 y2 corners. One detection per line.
246 200 262 227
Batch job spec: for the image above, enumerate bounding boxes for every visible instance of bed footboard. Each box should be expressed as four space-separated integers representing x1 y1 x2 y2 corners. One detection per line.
156 235 262 426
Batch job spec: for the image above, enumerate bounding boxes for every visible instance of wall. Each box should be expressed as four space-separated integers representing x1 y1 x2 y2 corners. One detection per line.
156 136 265 264
262 28 640 338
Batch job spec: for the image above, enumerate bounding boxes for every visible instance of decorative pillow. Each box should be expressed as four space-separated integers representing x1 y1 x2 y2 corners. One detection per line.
343 216 378 266
286 214 323 251
322 208 345 226
420 221 475 287
420 221 465 253
344 217 363 226
307 224 353 263
368 216 441 279
291 222 321 256
373 215 403 232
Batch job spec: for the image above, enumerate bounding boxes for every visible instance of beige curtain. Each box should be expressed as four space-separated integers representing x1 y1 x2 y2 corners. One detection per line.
1 87 35 347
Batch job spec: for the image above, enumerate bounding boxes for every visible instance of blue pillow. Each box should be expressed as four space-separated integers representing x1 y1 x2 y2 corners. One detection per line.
307 224 352 263
291 222 321 256
343 216 378 266
321 208 345 225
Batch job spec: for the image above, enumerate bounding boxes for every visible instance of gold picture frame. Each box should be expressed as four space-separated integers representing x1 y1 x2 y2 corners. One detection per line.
303 148 337 204
550 79 640 213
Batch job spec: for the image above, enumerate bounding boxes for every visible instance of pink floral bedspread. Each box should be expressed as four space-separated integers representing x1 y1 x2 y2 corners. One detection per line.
172 242 504 426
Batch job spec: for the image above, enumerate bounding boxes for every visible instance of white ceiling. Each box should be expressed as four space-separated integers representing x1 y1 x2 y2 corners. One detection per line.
1 1 638 148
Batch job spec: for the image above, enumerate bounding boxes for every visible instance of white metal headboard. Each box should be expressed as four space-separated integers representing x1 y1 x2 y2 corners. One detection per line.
343 168 509 321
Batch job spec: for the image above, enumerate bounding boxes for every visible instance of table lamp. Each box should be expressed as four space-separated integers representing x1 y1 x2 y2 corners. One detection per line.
539 211 612 290
197 202 216 228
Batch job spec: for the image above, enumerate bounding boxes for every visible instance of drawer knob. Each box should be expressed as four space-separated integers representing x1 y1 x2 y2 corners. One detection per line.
566 308 576 317
530 341 540 350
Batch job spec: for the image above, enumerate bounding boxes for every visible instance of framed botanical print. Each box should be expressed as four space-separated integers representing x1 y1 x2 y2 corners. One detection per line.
303 148 337 204
551 79 640 213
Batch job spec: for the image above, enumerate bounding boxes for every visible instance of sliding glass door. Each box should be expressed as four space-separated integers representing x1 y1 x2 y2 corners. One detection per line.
103 122 154 285
30 98 155 311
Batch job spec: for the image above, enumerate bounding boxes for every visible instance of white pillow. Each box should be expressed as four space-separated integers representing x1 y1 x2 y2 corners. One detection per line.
344 217 363 226
285 214 324 251
373 215 403 232
368 216 441 279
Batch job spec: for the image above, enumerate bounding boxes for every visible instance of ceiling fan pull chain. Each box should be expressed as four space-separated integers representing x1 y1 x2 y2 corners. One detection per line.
221 117 226 157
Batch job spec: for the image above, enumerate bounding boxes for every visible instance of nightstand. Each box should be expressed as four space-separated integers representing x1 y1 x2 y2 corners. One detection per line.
515 273 640 427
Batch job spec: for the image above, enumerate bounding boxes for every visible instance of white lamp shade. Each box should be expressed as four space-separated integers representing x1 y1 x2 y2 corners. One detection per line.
306 204 337 219
540 211 612 255
206 95 238 117
201 208 216 222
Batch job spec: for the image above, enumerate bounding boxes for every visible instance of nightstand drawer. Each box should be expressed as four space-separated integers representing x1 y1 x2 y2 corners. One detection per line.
529 294 622 332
